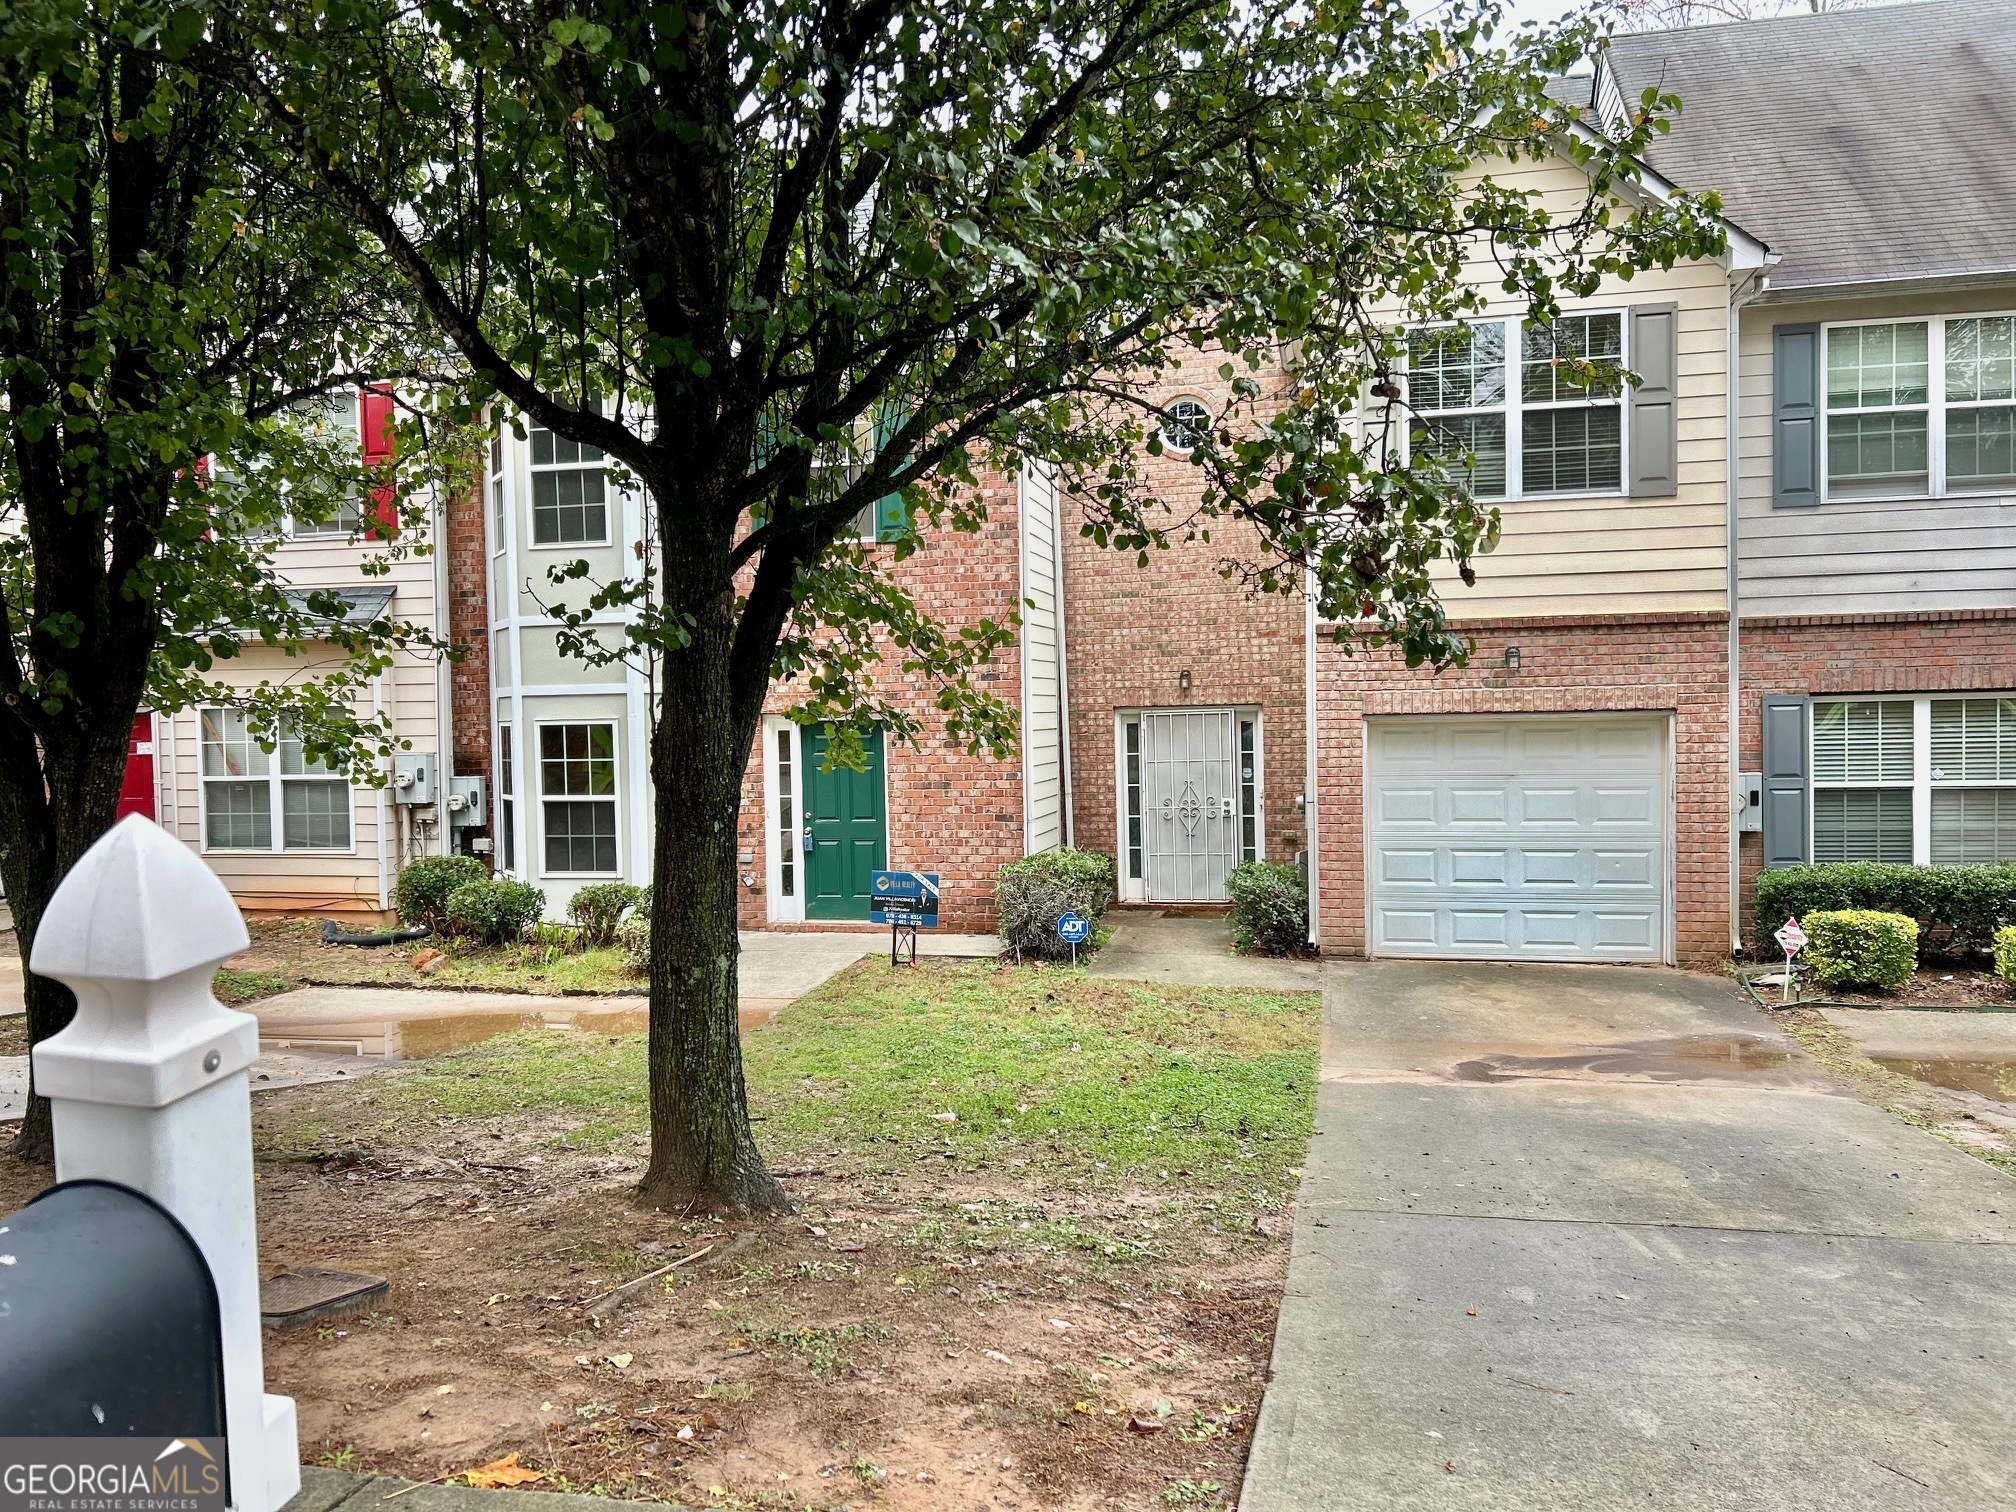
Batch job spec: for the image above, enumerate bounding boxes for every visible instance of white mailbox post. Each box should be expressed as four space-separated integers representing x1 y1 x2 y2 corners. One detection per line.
29 814 300 1512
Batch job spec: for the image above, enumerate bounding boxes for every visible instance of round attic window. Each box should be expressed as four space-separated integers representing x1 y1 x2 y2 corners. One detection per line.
1160 398 1211 453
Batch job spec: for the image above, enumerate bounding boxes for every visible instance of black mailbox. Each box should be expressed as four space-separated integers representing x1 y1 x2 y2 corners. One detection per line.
0 1179 226 1439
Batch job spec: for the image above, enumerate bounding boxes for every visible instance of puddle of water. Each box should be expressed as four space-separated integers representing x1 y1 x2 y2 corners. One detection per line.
569 1008 649 1037
1452 1035 1794 1085
393 1013 543 1057
1873 1056 2016 1104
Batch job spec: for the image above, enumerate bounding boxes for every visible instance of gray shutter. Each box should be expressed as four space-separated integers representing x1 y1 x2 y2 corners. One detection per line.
1760 694 1810 869
1772 323 1821 508
1627 304 1678 497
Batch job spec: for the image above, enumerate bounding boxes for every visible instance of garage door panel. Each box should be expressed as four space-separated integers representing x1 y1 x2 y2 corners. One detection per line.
1450 848 1510 885
1519 787 1581 824
1377 847 1436 885
1378 787 1437 825
1365 714 1670 963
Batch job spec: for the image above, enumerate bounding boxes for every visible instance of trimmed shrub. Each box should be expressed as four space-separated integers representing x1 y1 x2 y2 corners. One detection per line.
444 879 547 945
569 882 649 946
392 854 489 932
617 915 652 974
1995 926 2016 985
1225 861 1309 956
1803 909 1918 990
997 848 1114 960
1754 862 2016 959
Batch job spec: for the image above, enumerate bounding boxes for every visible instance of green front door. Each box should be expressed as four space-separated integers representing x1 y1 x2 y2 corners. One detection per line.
803 729 887 920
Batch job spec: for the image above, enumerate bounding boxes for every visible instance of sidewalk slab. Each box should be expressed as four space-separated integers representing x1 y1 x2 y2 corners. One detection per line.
1089 911 1319 992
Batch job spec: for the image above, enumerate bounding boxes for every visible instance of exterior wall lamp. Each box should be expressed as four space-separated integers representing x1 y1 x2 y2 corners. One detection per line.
1178 669 1192 694
1503 646 1521 672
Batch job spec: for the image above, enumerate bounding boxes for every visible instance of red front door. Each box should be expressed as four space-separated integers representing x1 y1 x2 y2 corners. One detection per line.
118 714 155 820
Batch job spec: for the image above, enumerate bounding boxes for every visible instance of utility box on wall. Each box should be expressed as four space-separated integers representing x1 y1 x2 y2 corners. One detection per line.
446 775 487 829
1738 772 1764 833
391 752 437 805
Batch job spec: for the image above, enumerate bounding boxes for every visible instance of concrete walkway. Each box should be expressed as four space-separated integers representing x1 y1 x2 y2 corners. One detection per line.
1089 910 1320 992
1242 960 2016 1511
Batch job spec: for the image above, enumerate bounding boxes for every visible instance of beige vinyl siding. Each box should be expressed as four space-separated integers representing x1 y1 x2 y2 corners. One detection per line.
159 523 443 915
1367 154 1735 621
1738 285 2016 615
1019 461 1065 853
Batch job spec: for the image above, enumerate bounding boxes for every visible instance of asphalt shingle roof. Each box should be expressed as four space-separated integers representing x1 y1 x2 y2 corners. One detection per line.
1605 0 2016 289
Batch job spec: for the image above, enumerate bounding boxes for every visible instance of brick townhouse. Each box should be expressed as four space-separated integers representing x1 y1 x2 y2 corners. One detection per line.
442 0 2016 960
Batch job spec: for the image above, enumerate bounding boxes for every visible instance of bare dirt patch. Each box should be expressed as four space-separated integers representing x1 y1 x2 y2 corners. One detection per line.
0 961 1315 1511
1813 966 2016 1011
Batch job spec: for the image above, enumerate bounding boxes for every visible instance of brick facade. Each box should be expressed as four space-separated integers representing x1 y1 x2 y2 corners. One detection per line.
735 466 1029 933
1312 613 1733 966
443 477 492 848
1736 608 2016 940
1062 517 1309 883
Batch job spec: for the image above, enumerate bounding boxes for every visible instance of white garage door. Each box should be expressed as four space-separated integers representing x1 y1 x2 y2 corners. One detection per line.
1365 714 1671 962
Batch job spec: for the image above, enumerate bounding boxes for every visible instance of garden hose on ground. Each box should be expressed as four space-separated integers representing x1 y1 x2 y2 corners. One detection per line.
320 919 432 948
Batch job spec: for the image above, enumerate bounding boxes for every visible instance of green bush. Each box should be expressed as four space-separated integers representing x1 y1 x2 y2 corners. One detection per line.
997 848 1114 960
1995 926 2016 985
392 854 489 932
568 882 649 946
1225 861 1309 956
1803 909 1918 990
444 878 547 945
617 915 652 974
1754 862 2016 959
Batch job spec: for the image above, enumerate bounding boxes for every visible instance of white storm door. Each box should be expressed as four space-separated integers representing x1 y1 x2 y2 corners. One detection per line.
1141 709 1239 902
1365 714 1671 962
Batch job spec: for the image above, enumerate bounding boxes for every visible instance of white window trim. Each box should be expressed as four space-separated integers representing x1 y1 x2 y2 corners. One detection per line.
195 708 357 856
526 425 614 550
1159 395 1212 456
1809 692 2016 866
534 718 622 878
763 715 806 923
1406 311 1629 502
1820 311 2016 503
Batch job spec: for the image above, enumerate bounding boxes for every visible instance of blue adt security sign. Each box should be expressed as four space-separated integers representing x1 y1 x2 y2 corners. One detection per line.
870 870 940 926
1056 911 1091 944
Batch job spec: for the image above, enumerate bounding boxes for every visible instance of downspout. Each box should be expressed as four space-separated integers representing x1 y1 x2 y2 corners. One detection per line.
1050 463 1076 849
373 671 390 913
433 475 456 859
1304 570 1319 950
1727 269 1768 956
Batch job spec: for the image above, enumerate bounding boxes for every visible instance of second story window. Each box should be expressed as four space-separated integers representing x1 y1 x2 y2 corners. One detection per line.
1408 314 1625 500
1824 315 2016 500
529 424 608 545
291 394 366 538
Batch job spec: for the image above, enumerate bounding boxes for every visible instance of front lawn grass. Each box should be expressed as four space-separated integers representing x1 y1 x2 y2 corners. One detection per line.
385 957 1319 1195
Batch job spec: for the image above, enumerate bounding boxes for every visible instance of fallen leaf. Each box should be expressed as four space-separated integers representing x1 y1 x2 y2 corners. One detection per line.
463 1454 544 1489
676 1425 695 1442
930 1110 958 1123
607 1352 633 1369
434 1385 455 1396
1073 1400 1095 1414
1127 1414 1165 1434
984 1349 1014 1366
1466 1309 1477 1317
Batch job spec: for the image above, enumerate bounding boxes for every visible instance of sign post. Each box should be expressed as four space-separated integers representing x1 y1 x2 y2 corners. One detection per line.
1056 910 1091 965
871 870 940 967
1773 916 1808 1005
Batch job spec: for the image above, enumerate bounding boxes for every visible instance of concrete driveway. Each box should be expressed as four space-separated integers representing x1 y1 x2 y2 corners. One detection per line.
1241 961 2016 1511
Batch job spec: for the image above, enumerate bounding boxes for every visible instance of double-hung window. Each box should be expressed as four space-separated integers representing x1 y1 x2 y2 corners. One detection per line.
497 723 517 874
291 393 367 538
1409 313 1624 498
529 424 609 545
1812 695 2016 865
200 708 351 851
540 721 618 874
1824 315 2016 499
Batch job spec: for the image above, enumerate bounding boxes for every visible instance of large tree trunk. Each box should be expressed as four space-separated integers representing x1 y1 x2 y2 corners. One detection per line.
635 569 790 1216
1 714 142 1162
